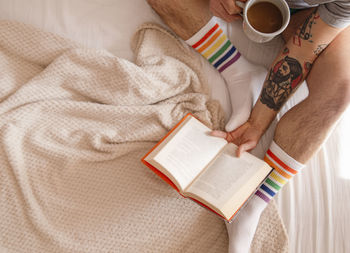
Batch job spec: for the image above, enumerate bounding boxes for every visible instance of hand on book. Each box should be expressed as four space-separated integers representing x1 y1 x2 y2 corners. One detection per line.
142 114 272 221
211 121 265 157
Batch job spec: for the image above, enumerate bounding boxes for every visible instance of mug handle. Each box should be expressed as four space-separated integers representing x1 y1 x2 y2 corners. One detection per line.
235 1 245 16
235 1 246 9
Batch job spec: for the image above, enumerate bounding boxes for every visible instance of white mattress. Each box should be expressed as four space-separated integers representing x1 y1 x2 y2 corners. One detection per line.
1 0 349 252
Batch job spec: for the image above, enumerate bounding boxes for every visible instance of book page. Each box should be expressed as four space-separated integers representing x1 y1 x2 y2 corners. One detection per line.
186 143 271 217
153 116 227 191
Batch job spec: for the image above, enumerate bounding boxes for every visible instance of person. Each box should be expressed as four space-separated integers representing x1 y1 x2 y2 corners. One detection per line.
146 0 350 252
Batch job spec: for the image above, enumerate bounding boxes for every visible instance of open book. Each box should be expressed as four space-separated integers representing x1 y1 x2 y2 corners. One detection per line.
141 114 272 221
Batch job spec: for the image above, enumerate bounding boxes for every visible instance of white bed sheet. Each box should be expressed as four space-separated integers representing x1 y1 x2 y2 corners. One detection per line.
0 0 349 252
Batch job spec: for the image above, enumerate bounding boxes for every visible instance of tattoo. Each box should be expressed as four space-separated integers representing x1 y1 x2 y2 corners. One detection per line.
260 55 303 111
293 9 320 47
313 44 328 56
282 47 289 55
304 62 312 72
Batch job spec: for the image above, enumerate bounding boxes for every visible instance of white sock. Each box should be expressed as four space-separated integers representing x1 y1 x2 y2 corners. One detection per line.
226 195 267 253
221 58 267 131
226 141 305 253
185 17 267 132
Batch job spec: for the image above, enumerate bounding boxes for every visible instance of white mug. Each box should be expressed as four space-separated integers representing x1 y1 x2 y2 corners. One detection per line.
236 0 290 43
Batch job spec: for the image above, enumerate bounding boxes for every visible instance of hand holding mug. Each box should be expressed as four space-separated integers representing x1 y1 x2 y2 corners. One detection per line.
209 0 247 22
210 0 290 43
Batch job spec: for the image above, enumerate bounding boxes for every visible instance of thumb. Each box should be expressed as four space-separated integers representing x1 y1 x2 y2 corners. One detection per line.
210 130 227 139
236 140 256 157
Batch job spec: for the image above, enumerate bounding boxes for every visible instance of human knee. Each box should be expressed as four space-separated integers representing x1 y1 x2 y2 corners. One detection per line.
146 0 160 8
317 78 350 114
309 47 350 112
146 0 176 17
146 0 166 12
331 63 350 111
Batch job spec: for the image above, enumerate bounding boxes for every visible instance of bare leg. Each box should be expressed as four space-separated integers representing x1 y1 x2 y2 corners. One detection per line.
225 27 350 253
275 26 350 163
147 0 212 40
148 0 269 131
147 1 350 252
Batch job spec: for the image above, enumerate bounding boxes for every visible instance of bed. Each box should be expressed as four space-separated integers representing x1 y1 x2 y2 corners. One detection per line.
0 0 349 252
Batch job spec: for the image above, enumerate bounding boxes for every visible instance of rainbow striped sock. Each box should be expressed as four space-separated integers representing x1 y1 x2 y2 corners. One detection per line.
186 18 241 73
256 141 305 203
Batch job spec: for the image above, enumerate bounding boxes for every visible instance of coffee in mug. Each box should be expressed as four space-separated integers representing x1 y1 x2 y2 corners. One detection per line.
236 0 290 43
247 2 283 33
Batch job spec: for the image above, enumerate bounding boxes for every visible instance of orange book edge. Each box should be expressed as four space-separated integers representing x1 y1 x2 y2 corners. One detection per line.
141 113 245 222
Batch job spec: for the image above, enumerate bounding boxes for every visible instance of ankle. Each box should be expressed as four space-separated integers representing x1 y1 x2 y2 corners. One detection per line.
186 17 241 73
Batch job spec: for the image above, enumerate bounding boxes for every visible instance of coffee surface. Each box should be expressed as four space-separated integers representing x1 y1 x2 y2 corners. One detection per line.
247 2 283 33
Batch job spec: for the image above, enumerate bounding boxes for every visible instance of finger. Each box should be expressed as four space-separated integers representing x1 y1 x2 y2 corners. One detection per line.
225 131 240 143
211 130 240 145
210 1 240 22
210 130 227 139
236 140 256 157
235 0 249 11
221 0 241 15
225 123 250 142
215 7 239 22
232 14 243 20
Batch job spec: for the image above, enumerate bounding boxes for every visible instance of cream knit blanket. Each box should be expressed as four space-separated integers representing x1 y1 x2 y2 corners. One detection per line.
0 21 287 252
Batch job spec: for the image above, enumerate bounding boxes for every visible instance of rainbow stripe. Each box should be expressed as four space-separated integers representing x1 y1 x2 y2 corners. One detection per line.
256 148 300 203
190 23 240 73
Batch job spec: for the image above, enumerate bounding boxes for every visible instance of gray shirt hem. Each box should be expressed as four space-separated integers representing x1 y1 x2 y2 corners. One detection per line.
318 4 350 28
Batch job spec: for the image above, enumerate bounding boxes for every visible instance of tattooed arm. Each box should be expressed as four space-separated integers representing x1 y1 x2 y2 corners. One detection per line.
213 8 345 156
